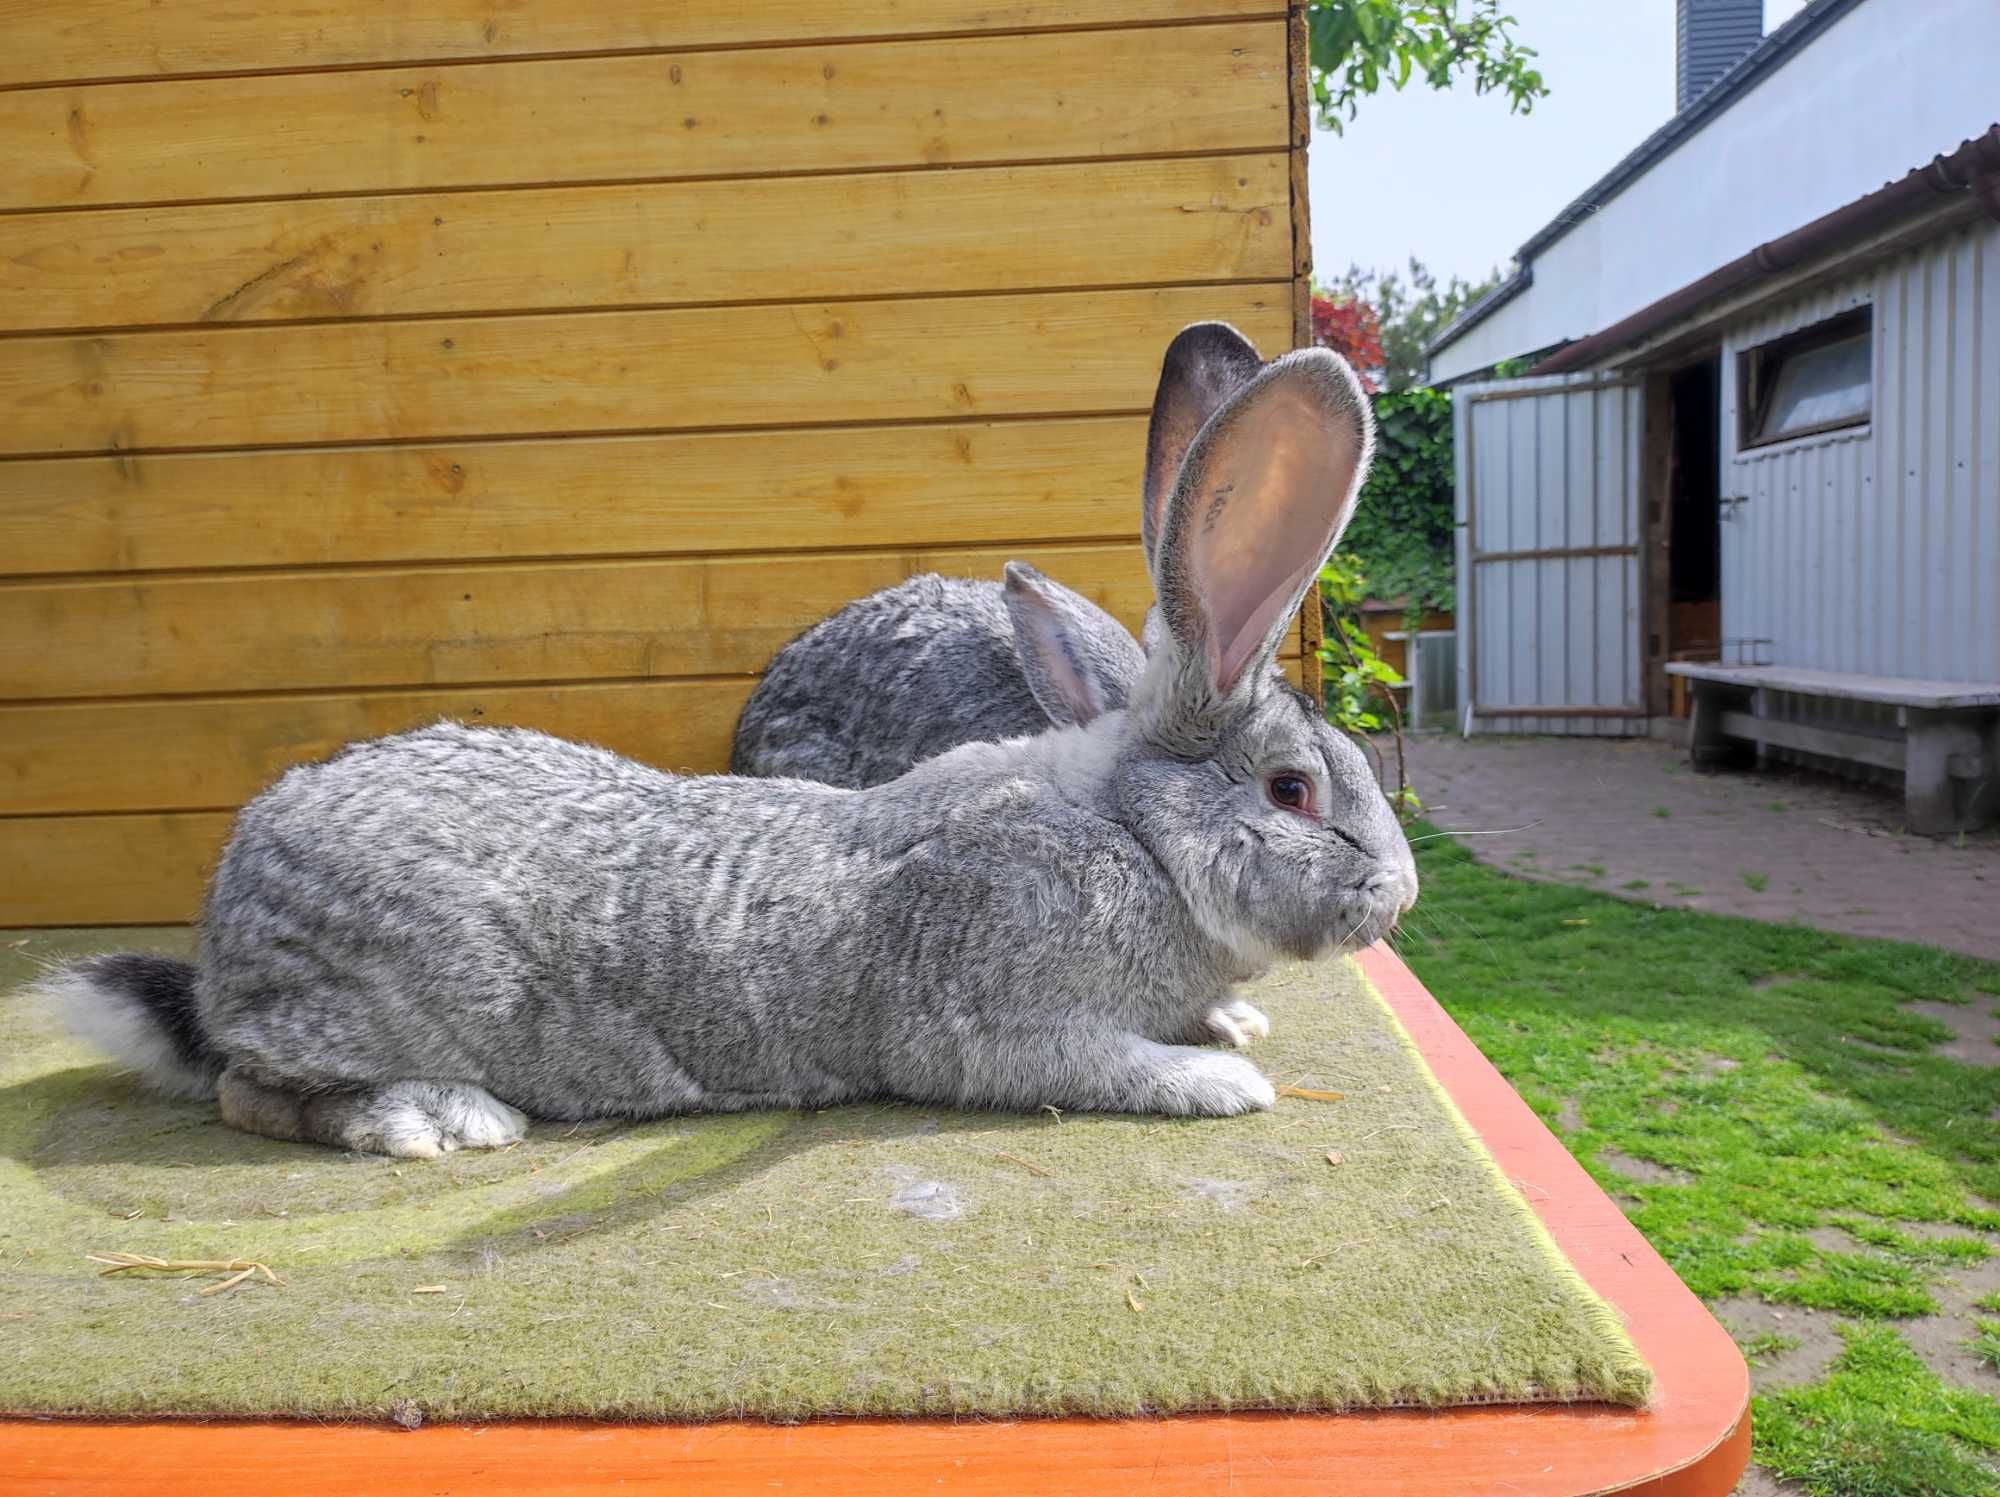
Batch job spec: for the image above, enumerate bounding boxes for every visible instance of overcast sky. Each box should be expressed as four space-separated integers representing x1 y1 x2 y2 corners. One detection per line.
1307 0 1810 290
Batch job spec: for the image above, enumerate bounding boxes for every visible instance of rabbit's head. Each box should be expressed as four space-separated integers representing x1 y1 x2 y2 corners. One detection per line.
1014 346 1416 965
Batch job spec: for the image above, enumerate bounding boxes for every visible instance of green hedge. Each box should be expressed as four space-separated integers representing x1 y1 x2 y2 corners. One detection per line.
1342 388 1456 613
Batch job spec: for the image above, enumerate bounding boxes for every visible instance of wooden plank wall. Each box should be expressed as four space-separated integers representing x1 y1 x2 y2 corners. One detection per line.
0 2 1315 925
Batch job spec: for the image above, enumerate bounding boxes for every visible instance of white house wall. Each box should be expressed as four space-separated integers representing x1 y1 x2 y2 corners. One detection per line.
1431 0 2000 384
1720 217 2000 687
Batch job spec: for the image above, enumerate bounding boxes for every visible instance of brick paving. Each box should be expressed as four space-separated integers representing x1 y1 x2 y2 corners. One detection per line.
1397 733 2000 963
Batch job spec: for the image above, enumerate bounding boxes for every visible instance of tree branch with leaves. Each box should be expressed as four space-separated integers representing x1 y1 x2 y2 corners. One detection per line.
1306 1 1548 134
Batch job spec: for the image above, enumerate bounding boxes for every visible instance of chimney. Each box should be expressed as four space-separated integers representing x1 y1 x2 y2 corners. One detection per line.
1677 0 1764 111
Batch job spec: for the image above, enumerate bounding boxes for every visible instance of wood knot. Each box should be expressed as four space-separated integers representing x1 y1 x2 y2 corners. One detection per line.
428 457 468 495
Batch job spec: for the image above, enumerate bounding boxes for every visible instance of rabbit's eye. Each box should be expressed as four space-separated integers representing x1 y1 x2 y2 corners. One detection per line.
1267 773 1315 817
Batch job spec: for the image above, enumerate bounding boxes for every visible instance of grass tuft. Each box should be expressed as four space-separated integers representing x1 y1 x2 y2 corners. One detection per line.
1756 1325 2000 1497
1757 1254 1937 1319
1831 1218 1992 1263
1970 1321 2000 1375
1739 1330 1801 1363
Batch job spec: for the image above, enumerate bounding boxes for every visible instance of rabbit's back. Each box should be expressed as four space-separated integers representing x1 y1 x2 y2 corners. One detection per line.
730 574 1043 787
195 722 879 1114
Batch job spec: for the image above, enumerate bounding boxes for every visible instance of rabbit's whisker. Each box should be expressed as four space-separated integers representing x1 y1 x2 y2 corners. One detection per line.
1406 819 1544 844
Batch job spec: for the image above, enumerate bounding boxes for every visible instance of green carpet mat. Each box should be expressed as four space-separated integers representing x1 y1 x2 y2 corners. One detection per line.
0 929 1650 1420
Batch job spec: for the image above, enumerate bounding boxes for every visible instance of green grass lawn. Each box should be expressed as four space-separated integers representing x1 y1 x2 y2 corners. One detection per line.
1396 828 2000 1497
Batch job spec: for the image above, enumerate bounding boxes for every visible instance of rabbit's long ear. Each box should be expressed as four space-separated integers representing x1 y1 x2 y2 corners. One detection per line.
1153 348 1373 710
1002 562 1145 728
1142 323 1265 575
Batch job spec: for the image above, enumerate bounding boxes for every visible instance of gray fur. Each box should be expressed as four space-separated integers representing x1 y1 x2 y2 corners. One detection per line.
45 347 1415 1157
728 573 1133 788
729 323 1269 788
37 956 219 1100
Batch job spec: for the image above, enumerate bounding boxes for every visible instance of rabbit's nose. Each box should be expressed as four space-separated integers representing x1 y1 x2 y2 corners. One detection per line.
1367 868 1419 918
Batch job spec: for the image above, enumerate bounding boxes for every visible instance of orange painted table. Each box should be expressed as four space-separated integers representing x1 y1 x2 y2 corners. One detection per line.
0 947 1747 1496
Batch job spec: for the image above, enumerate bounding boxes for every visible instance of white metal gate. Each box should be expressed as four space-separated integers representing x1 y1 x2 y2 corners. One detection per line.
1453 373 1648 735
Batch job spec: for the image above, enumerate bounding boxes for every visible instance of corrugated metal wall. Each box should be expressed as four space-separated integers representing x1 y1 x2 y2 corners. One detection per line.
1717 215 2000 780
1454 374 1648 736
1721 216 2000 686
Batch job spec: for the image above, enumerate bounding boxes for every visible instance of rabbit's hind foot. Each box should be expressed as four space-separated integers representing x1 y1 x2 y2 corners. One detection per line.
218 1069 530 1158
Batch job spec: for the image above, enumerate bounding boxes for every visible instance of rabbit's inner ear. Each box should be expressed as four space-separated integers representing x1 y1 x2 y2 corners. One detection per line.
1002 562 1142 729
1164 352 1372 699
1142 323 1264 574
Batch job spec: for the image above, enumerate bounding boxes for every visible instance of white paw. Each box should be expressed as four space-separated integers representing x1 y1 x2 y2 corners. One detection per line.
1166 1052 1277 1117
348 1082 530 1159
445 1086 531 1149
1201 1000 1273 1049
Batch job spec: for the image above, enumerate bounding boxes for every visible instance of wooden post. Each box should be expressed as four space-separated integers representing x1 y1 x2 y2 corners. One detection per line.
1287 2 1324 708
1641 372 1675 719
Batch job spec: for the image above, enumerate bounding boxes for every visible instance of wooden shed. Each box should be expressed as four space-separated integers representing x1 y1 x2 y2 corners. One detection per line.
0 3 1319 926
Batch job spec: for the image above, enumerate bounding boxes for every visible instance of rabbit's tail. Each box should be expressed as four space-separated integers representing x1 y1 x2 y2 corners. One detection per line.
36 952 223 1100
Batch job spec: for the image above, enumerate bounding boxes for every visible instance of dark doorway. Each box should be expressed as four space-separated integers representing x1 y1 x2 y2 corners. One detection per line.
1665 356 1722 711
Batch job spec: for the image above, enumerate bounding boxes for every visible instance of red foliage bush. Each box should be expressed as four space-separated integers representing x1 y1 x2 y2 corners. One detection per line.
1308 293 1383 392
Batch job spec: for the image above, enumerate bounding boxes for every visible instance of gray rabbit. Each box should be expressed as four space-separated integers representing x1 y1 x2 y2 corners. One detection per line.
729 322 1268 787
41 346 1416 1158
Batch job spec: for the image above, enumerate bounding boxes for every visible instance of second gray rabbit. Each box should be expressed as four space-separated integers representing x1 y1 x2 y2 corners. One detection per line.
729 322 1268 787
44 346 1415 1158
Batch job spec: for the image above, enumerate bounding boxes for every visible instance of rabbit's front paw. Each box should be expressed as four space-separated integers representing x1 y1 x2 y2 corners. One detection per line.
1200 1000 1272 1048
1147 1050 1276 1117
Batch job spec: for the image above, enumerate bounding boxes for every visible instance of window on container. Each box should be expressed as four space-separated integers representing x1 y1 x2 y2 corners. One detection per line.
1739 307 1872 449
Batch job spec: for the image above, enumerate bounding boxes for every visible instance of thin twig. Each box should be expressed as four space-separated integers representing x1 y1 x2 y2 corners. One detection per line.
1328 608 1413 819
87 1252 283 1295
992 1151 1054 1178
1275 1085 1345 1103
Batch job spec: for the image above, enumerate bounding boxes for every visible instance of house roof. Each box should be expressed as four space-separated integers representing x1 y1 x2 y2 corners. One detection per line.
1427 0 1869 359
1529 124 2000 373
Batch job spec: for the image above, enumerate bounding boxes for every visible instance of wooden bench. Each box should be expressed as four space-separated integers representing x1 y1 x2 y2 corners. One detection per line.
1665 663 2000 834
